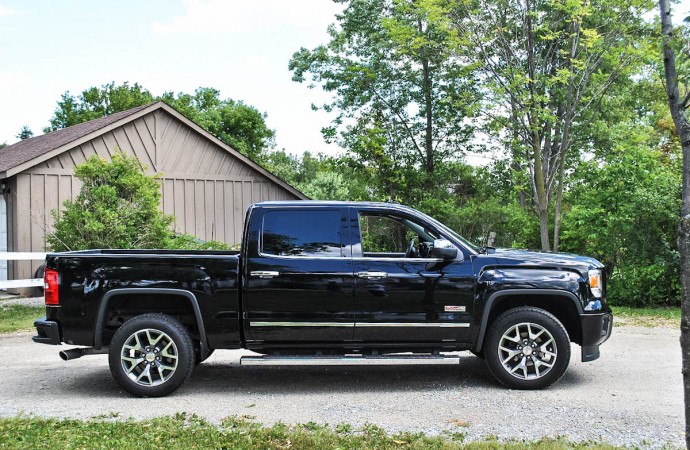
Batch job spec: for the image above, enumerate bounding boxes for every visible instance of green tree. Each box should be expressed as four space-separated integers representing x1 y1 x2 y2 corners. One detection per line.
16 126 33 140
452 0 651 251
561 144 681 306
263 149 371 200
47 152 174 251
0 143 7 150
160 88 275 160
289 0 478 200
45 82 154 131
45 83 275 160
300 171 351 200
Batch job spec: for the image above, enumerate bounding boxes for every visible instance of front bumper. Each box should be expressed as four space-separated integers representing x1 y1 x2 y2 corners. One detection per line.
580 311 613 362
32 317 61 345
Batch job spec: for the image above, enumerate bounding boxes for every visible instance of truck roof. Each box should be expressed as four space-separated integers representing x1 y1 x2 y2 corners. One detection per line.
253 200 413 209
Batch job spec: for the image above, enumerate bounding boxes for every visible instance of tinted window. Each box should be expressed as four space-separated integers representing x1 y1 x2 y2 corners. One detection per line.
262 210 343 257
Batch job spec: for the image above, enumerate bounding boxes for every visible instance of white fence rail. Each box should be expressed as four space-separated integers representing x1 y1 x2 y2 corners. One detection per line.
0 252 46 289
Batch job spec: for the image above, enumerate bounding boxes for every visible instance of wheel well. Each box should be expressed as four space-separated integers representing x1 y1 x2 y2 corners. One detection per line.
100 294 200 346
483 295 582 345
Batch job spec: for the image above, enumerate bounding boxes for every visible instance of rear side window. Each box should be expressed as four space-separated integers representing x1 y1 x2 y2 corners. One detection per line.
261 210 343 257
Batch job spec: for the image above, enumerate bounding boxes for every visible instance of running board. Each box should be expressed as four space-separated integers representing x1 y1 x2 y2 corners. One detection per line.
240 355 460 366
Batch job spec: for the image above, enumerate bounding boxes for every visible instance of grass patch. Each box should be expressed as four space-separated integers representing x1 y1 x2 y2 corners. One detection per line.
0 304 44 334
611 306 681 328
0 415 621 449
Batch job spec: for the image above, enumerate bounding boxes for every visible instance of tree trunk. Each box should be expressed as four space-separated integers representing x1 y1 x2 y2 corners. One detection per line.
524 0 550 252
659 1 690 447
420 20 434 174
552 152 566 252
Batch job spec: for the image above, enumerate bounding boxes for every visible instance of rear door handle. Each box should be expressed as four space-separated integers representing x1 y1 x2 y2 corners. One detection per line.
357 271 388 280
251 271 280 279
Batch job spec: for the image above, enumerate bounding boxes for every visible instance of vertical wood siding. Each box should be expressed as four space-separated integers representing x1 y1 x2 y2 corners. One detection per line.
12 109 300 282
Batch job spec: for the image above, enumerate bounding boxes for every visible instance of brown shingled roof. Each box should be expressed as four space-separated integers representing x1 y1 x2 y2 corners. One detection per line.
0 102 154 175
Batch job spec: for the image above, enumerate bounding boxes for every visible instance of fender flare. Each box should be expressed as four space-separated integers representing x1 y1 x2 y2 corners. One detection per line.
93 288 210 358
473 289 583 353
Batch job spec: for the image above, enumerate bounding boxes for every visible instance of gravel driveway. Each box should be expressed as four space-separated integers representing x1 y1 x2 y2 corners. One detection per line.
0 325 683 448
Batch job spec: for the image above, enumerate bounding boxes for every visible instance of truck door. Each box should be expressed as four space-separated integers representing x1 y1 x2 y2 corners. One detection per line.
352 208 475 344
244 206 355 344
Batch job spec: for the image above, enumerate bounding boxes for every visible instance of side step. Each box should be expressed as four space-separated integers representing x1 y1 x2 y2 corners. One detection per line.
240 354 460 366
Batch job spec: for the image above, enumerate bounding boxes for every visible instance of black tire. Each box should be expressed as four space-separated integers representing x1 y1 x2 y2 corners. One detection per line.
108 313 195 397
484 307 570 390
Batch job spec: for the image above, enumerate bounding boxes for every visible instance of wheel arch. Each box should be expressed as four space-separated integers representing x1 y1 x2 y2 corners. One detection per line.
474 289 583 353
94 288 209 358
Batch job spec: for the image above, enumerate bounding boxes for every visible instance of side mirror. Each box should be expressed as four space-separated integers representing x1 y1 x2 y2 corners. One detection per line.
430 239 458 260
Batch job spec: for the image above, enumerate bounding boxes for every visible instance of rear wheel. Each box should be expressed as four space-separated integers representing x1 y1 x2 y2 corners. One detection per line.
109 313 195 397
484 307 570 390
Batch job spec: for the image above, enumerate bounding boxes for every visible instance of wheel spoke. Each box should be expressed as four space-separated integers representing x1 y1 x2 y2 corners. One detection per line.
530 328 545 341
503 325 521 343
499 346 520 363
147 330 164 346
132 334 143 352
534 358 554 369
122 356 143 369
136 364 151 383
510 357 526 374
161 341 177 359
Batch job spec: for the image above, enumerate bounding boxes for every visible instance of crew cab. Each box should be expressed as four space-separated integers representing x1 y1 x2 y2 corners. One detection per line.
33 201 612 396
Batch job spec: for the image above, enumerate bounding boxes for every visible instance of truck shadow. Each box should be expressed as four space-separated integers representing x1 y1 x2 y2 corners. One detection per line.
52 353 584 398
186 355 497 394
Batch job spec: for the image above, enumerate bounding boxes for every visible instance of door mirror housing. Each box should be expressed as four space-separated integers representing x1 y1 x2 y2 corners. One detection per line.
431 239 458 260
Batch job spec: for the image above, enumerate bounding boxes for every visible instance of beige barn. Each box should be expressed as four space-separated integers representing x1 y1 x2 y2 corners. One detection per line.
0 101 306 285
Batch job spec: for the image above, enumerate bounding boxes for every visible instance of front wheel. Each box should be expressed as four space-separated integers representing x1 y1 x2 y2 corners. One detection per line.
484 307 570 390
109 313 195 397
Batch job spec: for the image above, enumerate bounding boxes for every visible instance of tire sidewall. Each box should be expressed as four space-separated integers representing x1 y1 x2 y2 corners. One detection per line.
108 313 194 397
485 307 571 390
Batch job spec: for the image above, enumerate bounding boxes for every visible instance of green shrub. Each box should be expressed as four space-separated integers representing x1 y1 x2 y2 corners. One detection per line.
48 152 231 252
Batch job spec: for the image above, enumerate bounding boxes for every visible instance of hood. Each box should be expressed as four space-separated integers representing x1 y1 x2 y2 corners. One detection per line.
475 248 605 276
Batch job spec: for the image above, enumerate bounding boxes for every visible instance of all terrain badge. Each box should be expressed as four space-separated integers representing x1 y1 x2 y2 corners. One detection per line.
444 305 466 312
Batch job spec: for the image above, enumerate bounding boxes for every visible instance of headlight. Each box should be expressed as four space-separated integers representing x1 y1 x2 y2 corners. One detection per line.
588 269 603 298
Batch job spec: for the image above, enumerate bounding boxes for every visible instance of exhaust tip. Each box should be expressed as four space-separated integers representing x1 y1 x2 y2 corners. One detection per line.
59 349 84 361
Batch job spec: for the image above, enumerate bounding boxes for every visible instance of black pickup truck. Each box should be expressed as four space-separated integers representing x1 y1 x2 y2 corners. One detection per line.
33 201 612 397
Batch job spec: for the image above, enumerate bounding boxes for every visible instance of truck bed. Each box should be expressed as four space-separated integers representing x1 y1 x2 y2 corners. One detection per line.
42 250 242 351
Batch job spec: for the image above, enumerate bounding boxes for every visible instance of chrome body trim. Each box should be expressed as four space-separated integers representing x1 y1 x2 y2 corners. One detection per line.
250 321 470 328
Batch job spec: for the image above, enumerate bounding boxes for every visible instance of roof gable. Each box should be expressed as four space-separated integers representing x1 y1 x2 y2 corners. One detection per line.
0 103 152 175
0 102 306 199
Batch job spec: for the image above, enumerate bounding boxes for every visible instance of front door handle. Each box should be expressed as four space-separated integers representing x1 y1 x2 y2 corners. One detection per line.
251 271 280 279
357 271 388 280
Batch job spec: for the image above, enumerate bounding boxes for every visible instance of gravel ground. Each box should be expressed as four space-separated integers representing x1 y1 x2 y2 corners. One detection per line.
0 296 44 307
0 325 683 448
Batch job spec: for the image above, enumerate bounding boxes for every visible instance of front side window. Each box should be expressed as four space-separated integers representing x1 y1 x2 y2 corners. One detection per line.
262 210 343 257
359 213 440 258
